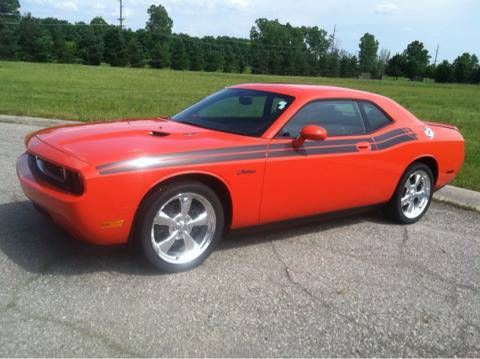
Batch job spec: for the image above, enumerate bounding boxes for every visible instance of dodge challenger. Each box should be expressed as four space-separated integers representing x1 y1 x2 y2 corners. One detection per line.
17 84 464 272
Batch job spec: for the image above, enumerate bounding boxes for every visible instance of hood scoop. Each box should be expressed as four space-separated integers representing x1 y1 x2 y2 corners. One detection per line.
149 130 170 137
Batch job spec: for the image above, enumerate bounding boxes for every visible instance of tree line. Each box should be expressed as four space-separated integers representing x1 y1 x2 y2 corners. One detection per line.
1 0 479 84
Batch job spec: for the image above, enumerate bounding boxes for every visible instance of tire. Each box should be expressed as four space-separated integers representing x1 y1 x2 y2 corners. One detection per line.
135 181 225 272
387 162 434 224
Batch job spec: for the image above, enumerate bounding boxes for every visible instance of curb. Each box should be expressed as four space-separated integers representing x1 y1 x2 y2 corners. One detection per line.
433 186 480 212
0 114 80 127
1 114 479 213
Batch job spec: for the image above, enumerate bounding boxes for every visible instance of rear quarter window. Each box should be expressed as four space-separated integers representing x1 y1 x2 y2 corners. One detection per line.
359 101 393 132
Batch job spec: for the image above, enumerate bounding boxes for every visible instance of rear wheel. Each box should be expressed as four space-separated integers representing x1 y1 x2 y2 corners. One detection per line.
387 163 433 224
135 181 224 272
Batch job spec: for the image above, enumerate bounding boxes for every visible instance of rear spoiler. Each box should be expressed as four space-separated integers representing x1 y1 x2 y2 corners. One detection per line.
422 120 459 132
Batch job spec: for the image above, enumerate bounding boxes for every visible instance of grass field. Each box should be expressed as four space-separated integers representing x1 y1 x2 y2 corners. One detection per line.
1 61 479 190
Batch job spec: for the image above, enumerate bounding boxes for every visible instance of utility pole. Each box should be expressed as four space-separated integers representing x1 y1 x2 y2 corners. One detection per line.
434 44 439 66
331 24 337 52
118 0 125 29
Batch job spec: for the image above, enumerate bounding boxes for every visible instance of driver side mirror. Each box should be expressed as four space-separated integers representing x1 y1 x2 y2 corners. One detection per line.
292 125 328 148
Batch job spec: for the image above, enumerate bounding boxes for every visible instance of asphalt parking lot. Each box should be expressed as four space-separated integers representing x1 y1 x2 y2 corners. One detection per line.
0 121 479 357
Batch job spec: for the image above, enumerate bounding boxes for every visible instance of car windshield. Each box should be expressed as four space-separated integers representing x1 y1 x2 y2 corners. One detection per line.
171 88 294 137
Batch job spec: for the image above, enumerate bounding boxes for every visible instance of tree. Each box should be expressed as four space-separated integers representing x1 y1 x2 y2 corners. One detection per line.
340 54 358 78
471 67 480 84
0 0 20 14
282 49 297 75
204 50 223 72
424 64 436 79
127 37 145 68
386 54 406 79
103 27 127 67
452 53 478 83
17 14 52 62
376 48 390 78
249 18 327 76
223 45 238 73
76 26 103 65
325 50 340 77
51 26 67 63
170 37 189 70
267 50 281 74
434 60 452 83
403 40 430 80
149 42 169 68
358 33 378 74
146 4 172 38
237 53 246 73
62 41 76 63
305 26 329 62
90 16 109 41
0 17 18 59
188 40 204 71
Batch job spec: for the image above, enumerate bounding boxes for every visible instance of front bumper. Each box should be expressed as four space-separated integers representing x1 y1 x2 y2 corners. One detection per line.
16 153 130 245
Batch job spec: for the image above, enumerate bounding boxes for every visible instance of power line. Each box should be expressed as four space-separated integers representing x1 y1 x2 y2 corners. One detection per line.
1 21 113 27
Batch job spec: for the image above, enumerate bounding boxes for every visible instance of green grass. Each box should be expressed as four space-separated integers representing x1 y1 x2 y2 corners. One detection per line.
1 61 479 190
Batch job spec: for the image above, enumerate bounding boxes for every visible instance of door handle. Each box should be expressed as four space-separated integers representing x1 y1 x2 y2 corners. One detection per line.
356 142 371 151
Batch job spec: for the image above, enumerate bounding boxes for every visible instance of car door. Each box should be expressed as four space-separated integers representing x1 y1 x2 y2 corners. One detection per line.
260 99 388 223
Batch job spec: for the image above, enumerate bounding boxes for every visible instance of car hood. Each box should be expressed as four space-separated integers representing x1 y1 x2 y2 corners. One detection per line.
33 118 258 168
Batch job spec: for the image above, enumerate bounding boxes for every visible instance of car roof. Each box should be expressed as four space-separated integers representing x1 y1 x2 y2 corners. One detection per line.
229 83 381 100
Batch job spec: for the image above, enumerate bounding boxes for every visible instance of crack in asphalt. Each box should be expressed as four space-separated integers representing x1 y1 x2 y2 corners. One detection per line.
0 249 145 358
399 228 478 294
308 227 478 296
270 241 384 337
10 305 143 357
0 252 77 313
269 230 480 357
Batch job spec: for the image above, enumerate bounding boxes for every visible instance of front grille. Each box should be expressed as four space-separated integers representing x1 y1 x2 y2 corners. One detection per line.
28 154 84 195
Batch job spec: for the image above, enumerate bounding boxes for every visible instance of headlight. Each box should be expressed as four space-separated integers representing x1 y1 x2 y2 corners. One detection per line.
28 154 84 195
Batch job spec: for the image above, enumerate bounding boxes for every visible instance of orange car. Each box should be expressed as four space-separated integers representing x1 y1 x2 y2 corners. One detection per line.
17 84 464 271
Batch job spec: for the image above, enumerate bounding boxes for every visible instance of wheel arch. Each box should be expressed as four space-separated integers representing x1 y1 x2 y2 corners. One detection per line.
130 171 233 243
410 155 439 185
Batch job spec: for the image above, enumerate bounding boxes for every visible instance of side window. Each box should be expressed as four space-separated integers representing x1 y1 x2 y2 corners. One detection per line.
279 100 366 137
360 101 392 132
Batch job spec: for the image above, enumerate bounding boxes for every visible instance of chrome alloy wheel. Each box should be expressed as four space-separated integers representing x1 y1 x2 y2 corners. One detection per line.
150 192 216 264
400 169 431 219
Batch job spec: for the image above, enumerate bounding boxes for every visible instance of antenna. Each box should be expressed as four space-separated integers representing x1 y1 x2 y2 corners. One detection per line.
118 0 125 29
434 44 439 65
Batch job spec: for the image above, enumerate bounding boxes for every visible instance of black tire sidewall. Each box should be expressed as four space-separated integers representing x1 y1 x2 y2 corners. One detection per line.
391 163 434 224
136 181 225 272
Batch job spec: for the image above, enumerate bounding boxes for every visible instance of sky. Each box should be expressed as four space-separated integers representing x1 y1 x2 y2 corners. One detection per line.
20 0 480 62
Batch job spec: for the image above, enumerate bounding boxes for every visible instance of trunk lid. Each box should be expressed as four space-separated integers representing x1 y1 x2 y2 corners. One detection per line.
422 120 459 132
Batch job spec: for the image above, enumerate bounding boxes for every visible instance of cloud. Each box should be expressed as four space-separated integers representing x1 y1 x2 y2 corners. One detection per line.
92 3 105 11
228 0 249 9
375 3 399 14
55 1 78 11
27 0 79 12
158 0 250 11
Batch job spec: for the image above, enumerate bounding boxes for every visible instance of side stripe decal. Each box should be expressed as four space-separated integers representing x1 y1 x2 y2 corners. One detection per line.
100 151 267 175
268 145 358 158
96 143 269 170
97 128 418 175
375 134 416 150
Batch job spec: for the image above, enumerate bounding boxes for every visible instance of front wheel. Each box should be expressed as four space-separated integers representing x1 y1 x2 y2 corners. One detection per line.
135 181 225 272
387 163 433 224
